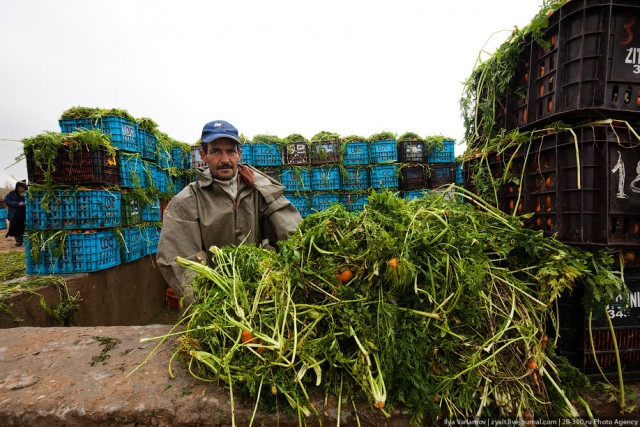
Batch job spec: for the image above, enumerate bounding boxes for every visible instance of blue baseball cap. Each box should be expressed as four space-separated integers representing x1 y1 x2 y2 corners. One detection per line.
201 120 241 144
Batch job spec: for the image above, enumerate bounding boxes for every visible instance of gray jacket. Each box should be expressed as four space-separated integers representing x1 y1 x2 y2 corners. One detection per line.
156 165 302 302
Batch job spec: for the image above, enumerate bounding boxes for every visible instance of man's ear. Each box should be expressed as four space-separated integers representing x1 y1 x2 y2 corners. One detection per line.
200 147 208 166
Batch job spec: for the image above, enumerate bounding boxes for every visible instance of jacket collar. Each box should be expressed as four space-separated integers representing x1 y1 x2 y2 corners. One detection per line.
195 164 284 202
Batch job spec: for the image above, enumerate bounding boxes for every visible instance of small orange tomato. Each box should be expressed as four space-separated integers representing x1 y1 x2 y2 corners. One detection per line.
387 257 399 267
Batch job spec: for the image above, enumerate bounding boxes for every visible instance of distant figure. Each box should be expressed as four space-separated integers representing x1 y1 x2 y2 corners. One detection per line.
4 181 27 246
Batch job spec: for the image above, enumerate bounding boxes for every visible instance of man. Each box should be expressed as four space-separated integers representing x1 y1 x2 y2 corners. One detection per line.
157 120 302 305
4 181 27 246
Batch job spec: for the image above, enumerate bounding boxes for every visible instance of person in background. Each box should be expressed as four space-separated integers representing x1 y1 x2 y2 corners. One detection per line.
4 181 27 246
157 120 302 306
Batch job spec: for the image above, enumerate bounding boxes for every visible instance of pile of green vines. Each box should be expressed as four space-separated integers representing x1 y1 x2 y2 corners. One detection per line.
159 189 622 424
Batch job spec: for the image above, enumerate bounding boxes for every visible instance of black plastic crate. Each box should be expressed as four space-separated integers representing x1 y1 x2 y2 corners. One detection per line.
27 145 120 186
311 141 340 165
427 163 456 188
284 141 309 165
525 0 640 127
555 273 640 379
397 141 425 163
498 151 529 216
526 124 640 246
399 164 427 190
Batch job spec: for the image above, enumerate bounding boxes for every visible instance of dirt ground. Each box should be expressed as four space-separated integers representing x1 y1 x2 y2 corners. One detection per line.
0 229 24 253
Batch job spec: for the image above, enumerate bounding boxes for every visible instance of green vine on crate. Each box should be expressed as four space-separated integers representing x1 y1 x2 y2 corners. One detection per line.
368 131 395 142
459 0 567 148
424 134 454 152
136 117 159 133
397 132 425 143
59 106 136 123
311 132 340 162
252 134 283 145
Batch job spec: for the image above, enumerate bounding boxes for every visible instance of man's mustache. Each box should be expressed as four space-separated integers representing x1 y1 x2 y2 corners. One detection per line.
217 164 234 170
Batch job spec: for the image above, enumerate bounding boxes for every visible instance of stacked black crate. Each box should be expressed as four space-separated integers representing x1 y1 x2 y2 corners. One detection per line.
468 0 640 379
397 133 428 201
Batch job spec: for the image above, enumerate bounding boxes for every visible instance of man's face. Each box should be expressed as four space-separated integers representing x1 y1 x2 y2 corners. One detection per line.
201 138 242 181
17 186 26 195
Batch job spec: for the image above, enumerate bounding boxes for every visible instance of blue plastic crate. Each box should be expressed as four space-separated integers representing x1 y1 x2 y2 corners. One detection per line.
157 146 172 168
343 141 369 165
173 175 190 195
150 164 171 194
26 190 121 230
402 189 430 201
241 142 254 165
139 129 158 162
0 209 7 220
119 153 145 188
253 143 283 167
370 164 399 189
455 163 464 185
25 235 74 275
0 218 5 230
75 190 121 229
59 116 139 152
281 167 311 192
369 140 397 164
311 166 341 191
144 225 161 255
69 230 120 272
121 227 146 263
170 147 184 170
311 193 339 212
339 193 368 213
26 192 50 230
287 194 310 217
340 167 369 191
142 198 161 222
427 140 455 163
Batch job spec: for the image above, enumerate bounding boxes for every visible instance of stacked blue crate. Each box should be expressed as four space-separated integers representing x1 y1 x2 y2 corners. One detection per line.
26 190 121 230
70 231 121 272
25 235 74 275
144 225 161 255
121 227 146 263
0 208 6 230
59 116 139 153
370 164 399 189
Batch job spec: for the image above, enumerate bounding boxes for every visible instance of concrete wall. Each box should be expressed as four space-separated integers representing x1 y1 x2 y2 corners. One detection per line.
0 255 168 328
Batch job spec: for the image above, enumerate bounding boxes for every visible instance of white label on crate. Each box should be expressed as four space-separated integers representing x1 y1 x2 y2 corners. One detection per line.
123 123 135 139
611 151 629 199
606 289 640 319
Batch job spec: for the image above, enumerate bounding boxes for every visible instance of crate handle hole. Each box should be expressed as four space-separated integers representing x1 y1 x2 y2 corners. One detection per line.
625 87 632 104
549 55 555 71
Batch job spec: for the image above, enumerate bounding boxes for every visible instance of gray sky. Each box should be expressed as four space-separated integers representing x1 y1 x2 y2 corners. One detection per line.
0 0 544 186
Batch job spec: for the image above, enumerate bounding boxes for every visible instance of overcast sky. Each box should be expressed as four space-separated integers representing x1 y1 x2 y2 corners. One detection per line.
0 0 544 186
